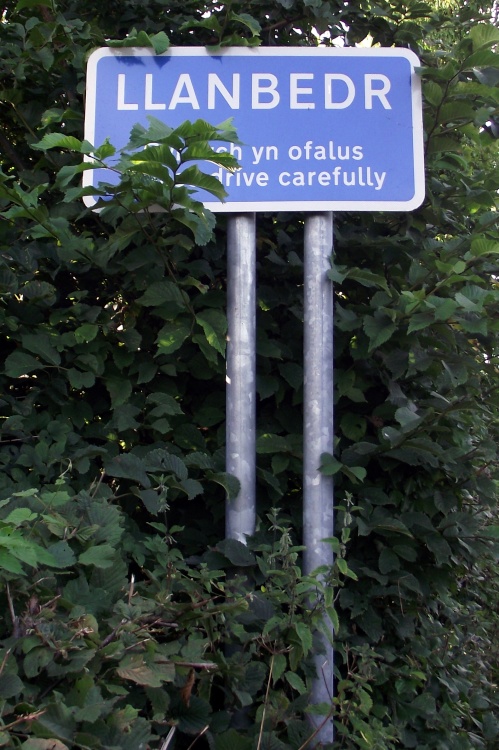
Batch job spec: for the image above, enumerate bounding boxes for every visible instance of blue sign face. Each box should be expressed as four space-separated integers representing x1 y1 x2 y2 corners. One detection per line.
84 47 424 212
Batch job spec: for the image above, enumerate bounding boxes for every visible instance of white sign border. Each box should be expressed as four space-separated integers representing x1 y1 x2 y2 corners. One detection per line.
84 46 425 212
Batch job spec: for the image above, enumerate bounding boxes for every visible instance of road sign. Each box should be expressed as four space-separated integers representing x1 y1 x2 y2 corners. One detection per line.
84 47 424 212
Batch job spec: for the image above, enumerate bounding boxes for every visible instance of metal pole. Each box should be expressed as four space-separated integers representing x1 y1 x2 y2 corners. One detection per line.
303 212 335 744
226 214 257 543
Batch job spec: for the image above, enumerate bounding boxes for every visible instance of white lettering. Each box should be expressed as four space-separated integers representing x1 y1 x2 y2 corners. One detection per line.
325 74 355 109
252 74 280 109
290 73 315 109
117 74 138 110
252 146 264 165
145 74 166 110
168 74 200 109
365 74 391 109
276 166 386 189
208 74 240 109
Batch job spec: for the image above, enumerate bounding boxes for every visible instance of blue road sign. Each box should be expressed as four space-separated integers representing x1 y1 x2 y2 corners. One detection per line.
84 47 424 212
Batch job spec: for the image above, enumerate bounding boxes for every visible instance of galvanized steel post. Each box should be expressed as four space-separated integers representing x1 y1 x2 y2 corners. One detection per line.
226 214 257 543
303 213 335 744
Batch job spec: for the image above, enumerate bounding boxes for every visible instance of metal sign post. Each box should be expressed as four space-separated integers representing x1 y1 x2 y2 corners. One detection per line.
226 214 257 542
303 213 335 743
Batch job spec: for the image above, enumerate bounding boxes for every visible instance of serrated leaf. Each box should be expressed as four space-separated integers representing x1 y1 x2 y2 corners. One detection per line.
395 406 422 430
345 267 389 291
256 433 289 454
284 671 307 694
470 22 499 50
33 133 85 152
21 333 61 365
137 279 186 308
363 314 397 351
117 654 174 687
74 324 99 343
0 550 25 575
217 538 256 566
207 471 241 500
156 319 191 354
0 673 24 699
22 740 69 750
231 12 261 35
294 622 313 655
319 453 342 475
379 548 400 573
215 729 252 750
46 540 77 568
196 309 227 356
78 545 116 568
5 351 43 377
177 165 228 201
151 31 170 54
68 368 95 389
145 448 188 479
106 454 151 487
5 508 37 525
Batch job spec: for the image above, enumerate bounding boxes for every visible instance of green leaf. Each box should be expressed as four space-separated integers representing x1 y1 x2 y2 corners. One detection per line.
0 550 25 575
137 280 186 308
395 406 422 431
78 544 117 569
177 165 228 201
47 541 77 568
230 12 262 36
319 453 342 475
117 654 175 687
5 351 43 377
5 508 37 525
196 309 227 356
15 0 52 9
68 368 96 389
215 730 252 750
32 133 87 152
151 31 170 54
207 471 241 500
156 320 191 354
22 740 69 750
344 267 389 291
106 454 151 487
74 324 99 343
0 673 24 699
284 671 307 694
21 333 61 365
470 22 499 50
379 548 400 574
294 622 313 655
217 538 256 566
363 314 397 351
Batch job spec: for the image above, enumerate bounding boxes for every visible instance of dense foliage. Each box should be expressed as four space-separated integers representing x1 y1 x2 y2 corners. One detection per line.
0 1 498 748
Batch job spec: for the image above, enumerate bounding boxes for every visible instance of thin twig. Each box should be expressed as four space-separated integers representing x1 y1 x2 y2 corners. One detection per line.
0 648 11 677
296 710 335 750
0 709 46 731
185 724 209 750
257 655 274 750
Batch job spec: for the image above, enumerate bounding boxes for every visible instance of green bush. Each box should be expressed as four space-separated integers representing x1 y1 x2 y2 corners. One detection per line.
0 1 498 748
